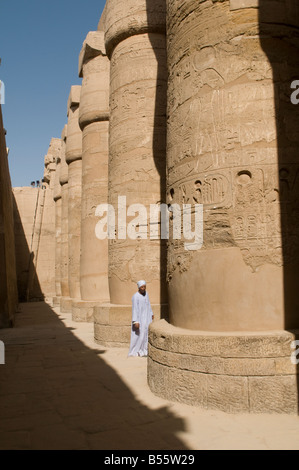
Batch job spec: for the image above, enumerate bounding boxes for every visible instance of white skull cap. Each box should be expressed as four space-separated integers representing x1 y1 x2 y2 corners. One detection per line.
137 280 146 288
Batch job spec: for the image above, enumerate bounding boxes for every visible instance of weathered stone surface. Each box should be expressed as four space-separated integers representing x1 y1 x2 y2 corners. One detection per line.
60 297 72 314
97 3 107 32
146 0 299 413
166 0 299 332
230 0 258 10
94 304 168 347
14 187 57 302
148 320 298 358
106 0 168 305
71 300 96 323
92 0 168 348
66 86 82 301
53 154 62 203
248 376 298 414
148 320 299 413
147 358 172 401
104 0 166 58
53 197 62 300
148 343 295 377
53 149 62 299
44 138 61 187
94 324 131 347
207 374 249 414
59 125 70 303
79 31 110 304
59 125 68 186
94 304 132 326
94 304 132 346
11 1 299 416
13 187 41 301
79 31 109 128
67 158 82 300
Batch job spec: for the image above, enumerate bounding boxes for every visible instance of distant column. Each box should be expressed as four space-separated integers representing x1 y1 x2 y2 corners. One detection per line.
148 0 299 414
65 86 82 307
43 138 60 190
53 144 62 305
59 125 72 313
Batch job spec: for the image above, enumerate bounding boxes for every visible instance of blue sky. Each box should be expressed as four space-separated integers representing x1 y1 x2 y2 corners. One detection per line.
0 0 106 187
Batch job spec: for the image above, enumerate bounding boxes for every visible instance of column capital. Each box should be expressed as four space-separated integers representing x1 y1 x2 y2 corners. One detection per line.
79 31 107 78
104 0 166 58
44 138 61 184
67 85 81 117
59 125 69 186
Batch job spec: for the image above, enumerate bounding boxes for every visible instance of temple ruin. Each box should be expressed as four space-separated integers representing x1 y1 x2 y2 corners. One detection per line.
1 0 299 414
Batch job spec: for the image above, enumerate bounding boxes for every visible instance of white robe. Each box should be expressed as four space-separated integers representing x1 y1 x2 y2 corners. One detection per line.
128 291 153 357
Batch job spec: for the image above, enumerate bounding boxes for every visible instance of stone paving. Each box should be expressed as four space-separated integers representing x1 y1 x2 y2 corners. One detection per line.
0 302 299 450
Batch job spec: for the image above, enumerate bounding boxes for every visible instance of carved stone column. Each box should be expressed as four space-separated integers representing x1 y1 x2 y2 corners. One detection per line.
26 138 60 303
53 145 62 306
71 31 110 323
148 0 299 414
65 86 83 314
59 125 72 313
94 0 168 347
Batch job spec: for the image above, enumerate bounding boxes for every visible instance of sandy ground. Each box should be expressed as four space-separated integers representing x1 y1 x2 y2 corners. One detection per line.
0 301 298 450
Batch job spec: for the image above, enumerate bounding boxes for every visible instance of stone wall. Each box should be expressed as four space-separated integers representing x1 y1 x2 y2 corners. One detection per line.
0 104 18 327
13 139 60 302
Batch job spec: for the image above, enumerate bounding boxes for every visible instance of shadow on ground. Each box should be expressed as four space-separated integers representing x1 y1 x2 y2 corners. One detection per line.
0 301 188 450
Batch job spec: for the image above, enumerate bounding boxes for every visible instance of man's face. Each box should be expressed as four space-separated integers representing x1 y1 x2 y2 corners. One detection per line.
139 285 146 294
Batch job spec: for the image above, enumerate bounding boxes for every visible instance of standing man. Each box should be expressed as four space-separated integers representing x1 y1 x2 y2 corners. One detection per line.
128 280 154 357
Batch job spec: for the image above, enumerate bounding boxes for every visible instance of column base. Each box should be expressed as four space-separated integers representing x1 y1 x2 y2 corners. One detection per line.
148 320 299 414
52 296 61 307
72 300 100 323
44 297 54 307
94 303 168 348
60 296 73 313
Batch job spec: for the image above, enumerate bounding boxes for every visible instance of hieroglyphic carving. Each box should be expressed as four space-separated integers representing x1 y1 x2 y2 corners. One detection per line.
105 0 167 304
165 0 296 275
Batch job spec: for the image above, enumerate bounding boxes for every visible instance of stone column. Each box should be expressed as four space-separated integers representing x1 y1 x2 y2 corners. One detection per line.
94 0 168 347
25 138 59 303
148 0 299 414
59 125 72 313
39 138 61 303
53 146 62 306
71 31 110 323
43 138 60 190
65 86 83 314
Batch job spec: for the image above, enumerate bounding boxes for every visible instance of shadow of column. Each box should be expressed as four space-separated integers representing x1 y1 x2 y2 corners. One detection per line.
146 0 168 309
259 0 299 412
